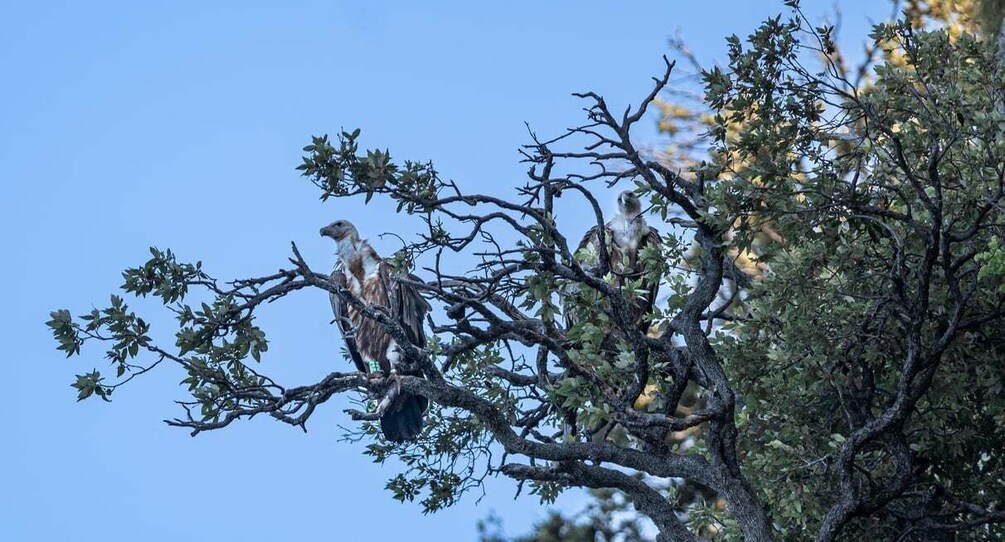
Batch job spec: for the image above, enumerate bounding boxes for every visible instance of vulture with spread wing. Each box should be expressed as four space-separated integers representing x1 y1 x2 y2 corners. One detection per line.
566 190 663 333
321 220 430 442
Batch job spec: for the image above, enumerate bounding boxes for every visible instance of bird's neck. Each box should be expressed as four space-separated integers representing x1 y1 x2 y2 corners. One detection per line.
335 236 360 264
336 237 362 278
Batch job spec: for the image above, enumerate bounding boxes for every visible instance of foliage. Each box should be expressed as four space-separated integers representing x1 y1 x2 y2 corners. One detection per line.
478 489 652 542
716 15 1005 539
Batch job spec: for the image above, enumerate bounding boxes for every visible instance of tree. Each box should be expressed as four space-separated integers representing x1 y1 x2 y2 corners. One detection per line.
710 13 1005 540
48 2 1005 540
501 1 1005 539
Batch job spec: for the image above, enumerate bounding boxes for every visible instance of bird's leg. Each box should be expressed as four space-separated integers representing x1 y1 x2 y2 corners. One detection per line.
353 360 388 405
345 384 399 421
387 368 402 404
385 342 404 396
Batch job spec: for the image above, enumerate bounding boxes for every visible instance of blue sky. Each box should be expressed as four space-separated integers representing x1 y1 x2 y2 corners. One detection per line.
2 2 890 541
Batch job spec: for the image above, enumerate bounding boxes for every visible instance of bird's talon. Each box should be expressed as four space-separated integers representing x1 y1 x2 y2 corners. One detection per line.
344 408 364 420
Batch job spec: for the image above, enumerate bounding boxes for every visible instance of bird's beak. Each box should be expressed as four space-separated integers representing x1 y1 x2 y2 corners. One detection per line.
320 226 333 238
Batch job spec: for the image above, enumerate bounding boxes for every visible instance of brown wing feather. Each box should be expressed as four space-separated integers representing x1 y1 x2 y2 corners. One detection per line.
378 262 430 350
330 268 367 373
376 261 430 441
633 227 663 331
565 224 621 330
565 226 598 330
577 225 603 254
576 224 620 274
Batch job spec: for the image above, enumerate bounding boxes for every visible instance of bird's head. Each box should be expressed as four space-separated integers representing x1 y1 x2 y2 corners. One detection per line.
320 220 359 243
617 190 641 216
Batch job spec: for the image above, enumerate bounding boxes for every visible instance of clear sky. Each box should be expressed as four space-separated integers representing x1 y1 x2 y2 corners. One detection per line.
2 2 890 541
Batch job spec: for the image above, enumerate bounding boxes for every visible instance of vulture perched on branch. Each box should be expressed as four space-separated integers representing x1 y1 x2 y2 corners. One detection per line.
566 190 663 333
559 190 664 443
320 220 430 442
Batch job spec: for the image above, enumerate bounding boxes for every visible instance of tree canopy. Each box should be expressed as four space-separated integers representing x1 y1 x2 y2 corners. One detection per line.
49 1 1005 540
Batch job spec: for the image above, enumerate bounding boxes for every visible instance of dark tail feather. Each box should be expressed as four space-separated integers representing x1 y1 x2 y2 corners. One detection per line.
380 392 427 442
